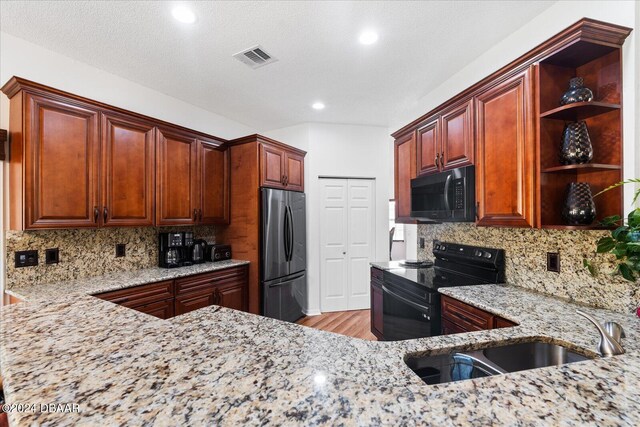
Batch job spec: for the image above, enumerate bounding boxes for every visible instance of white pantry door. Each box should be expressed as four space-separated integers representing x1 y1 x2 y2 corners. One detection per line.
320 178 375 312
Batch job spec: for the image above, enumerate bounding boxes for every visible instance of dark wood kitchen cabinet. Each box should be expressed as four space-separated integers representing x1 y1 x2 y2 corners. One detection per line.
370 267 384 339
96 265 249 318
394 131 416 223
475 67 536 228
156 128 200 226
259 140 305 191
101 113 156 227
199 141 230 225
17 92 101 229
417 99 473 176
1 77 230 230
441 295 516 335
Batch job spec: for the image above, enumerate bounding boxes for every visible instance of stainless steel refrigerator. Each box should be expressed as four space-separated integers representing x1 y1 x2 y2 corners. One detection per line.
261 188 307 322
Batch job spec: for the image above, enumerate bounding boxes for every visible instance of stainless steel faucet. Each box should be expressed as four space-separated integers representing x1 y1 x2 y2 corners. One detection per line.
576 310 625 356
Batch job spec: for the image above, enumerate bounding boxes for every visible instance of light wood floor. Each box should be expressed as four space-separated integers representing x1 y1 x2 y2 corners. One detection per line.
297 309 377 340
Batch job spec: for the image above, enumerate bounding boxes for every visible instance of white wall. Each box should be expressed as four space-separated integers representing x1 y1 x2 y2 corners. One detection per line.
390 1 639 252
265 123 392 315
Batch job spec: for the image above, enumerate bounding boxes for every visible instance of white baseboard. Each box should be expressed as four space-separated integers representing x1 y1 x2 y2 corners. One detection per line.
303 309 322 316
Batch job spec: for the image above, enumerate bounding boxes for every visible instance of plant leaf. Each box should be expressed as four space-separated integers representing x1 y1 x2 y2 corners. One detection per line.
600 215 621 227
583 259 597 277
619 263 636 282
612 226 628 241
593 178 640 199
628 209 640 228
596 236 616 253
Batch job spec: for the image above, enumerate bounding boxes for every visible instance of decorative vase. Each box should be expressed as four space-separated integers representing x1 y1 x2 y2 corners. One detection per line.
562 182 596 225
560 77 594 105
560 121 593 165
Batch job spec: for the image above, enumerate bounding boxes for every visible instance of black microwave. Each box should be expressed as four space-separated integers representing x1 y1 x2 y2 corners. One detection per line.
410 165 475 222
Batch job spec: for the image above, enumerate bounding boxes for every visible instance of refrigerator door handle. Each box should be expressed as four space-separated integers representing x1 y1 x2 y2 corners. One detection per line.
283 205 288 262
287 206 294 262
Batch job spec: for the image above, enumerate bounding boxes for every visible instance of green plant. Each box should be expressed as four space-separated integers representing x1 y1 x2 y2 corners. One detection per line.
584 178 640 282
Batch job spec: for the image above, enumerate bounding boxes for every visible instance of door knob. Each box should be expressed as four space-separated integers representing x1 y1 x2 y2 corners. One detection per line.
342 251 346 255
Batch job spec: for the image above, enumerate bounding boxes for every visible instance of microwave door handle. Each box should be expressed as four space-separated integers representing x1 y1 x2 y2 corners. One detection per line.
443 174 452 212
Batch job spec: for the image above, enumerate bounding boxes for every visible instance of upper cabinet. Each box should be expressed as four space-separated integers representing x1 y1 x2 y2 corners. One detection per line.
102 113 155 227
417 100 473 176
394 131 416 223
391 18 631 229
1 77 229 230
156 129 200 226
259 140 305 192
199 141 230 225
475 67 536 228
22 93 101 229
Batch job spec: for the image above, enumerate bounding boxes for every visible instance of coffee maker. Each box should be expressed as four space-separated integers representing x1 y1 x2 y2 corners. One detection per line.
159 232 187 268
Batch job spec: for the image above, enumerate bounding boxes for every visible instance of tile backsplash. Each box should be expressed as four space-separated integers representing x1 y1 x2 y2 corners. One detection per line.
5 226 217 289
418 223 640 314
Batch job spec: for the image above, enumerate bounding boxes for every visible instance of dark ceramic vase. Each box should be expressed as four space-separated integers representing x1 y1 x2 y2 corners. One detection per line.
560 121 593 165
560 77 594 105
562 182 596 225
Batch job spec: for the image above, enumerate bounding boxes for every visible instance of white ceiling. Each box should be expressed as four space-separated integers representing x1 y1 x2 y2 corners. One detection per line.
0 1 556 131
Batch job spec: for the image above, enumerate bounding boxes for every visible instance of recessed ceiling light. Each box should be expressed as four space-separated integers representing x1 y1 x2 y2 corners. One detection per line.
172 5 196 24
359 30 379 45
312 102 325 110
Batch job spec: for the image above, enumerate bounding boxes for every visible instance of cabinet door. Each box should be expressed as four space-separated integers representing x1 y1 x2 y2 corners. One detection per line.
416 118 440 175
441 99 474 171
284 151 304 192
216 284 247 311
475 68 536 227
175 290 215 316
156 129 199 225
101 113 155 227
260 143 286 189
370 282 383 339
199 142 229 224
394 132 416 223
24 93 100 229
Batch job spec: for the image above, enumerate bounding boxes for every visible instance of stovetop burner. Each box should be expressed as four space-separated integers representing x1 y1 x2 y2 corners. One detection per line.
400 259 434 268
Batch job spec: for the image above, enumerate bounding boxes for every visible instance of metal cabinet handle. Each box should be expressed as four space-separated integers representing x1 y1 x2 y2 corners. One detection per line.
193 209 198 222
103 207 108 224
94 206 99 223
282 174 286 185
441 152 445 168
435 153 440 169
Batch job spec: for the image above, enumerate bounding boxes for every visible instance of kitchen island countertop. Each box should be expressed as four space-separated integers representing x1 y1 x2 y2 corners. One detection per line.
1 279 639 425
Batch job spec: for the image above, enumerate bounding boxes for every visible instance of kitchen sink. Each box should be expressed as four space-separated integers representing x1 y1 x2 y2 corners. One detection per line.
481 341 590 373
406 340 593 385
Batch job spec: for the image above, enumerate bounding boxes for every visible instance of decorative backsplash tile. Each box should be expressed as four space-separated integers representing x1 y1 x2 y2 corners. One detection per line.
5 226 217 289
417 223 640 314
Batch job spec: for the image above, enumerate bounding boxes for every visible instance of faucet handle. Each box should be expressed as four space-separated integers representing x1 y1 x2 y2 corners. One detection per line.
604 321 625 343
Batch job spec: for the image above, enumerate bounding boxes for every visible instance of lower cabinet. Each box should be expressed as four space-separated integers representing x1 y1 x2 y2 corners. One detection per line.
95 265 249 319
370 267 384 339
441 295 517 334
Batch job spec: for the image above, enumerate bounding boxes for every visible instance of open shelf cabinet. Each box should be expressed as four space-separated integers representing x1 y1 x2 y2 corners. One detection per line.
537 40 623 230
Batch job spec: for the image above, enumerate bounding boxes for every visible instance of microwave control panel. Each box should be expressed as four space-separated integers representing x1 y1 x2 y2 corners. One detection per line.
453 179 464 210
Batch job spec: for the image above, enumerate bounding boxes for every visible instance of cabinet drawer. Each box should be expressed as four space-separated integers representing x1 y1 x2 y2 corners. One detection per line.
96 280 174 308
494 316 517 329
441 295 493 331
175 266 247 295
442 317 472 335
131 299 174 319
370 267 384 283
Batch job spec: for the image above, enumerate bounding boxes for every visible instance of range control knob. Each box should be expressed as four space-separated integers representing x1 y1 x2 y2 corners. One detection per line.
215 253 221 260
225 251 231 258
441 245 446 251
475 250 483 257
484 252 492 259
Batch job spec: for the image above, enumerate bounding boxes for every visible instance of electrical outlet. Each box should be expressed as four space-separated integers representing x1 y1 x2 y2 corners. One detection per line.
116 244 126 258
547 252 560 273
15 250 38 268
420 238 425 249
45 248 60 264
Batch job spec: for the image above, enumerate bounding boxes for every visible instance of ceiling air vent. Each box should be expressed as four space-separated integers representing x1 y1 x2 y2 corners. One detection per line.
232 45 278 69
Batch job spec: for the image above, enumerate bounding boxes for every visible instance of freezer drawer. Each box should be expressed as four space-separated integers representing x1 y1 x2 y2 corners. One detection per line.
262 272 306 323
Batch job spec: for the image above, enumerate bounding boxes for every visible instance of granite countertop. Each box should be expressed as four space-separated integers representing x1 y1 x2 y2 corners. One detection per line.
5 260 250 302
1 280 640 425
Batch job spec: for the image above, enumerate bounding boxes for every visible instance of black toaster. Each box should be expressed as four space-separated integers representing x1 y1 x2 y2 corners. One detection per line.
207 244 232 262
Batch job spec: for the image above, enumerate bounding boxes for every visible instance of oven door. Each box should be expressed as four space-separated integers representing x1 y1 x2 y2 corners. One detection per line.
382 284 439 341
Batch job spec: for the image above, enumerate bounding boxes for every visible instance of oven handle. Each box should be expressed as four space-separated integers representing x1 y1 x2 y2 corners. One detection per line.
443 174 452 212
382 284 432 316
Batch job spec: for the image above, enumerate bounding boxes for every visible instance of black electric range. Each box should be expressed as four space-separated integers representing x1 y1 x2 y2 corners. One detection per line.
381 241 505 341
